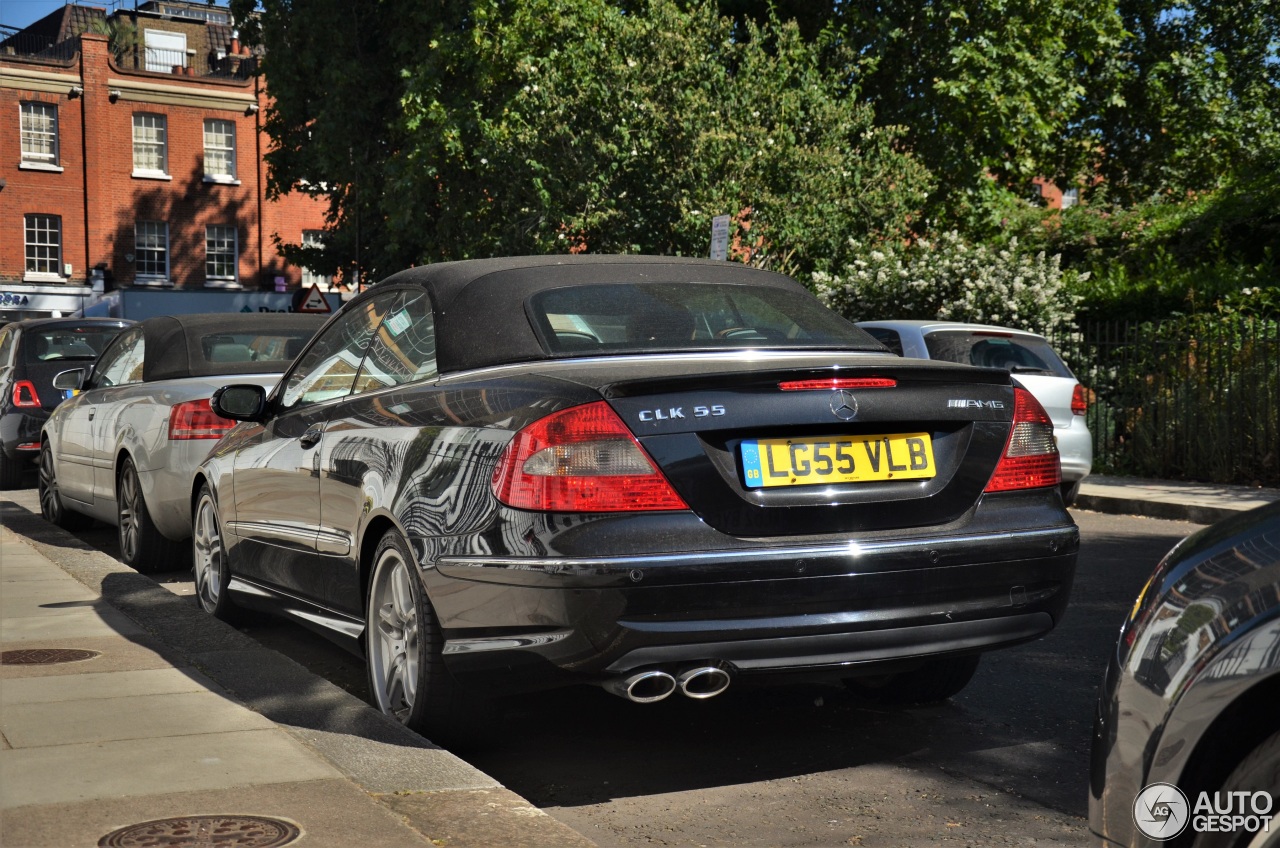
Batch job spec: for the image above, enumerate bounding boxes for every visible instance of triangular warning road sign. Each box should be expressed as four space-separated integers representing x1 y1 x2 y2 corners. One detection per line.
296 284 331 313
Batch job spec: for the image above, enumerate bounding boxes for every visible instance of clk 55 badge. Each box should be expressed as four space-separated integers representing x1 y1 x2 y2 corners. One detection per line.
638 405 725 422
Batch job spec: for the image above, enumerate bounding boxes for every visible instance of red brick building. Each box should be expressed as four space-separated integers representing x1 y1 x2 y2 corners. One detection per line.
0 2 333 322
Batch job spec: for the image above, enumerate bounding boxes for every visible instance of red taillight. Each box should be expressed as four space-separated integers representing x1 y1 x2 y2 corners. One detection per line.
779 378 897 391
12 380 40 408
492 401 688 512
984 387 1061 492
168 398 236 440
1071 383 1088 416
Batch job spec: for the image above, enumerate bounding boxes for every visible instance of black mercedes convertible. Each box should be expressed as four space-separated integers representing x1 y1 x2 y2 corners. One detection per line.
192 255 1078 741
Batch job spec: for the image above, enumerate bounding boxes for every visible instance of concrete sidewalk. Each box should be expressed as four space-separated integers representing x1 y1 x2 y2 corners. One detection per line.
0 503 596 848
1076 474 1280 525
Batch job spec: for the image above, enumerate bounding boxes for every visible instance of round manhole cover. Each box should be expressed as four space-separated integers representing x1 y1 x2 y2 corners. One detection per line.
1 648 100 665
99 816 300 848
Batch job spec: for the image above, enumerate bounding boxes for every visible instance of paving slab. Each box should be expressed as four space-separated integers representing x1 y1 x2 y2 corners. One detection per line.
1 666 208 705
1 779 436 848
0 729 342 808
0 634 181 679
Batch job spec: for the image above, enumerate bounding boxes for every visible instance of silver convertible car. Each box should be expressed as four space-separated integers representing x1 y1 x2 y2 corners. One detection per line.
193 256 1079 743
39 313 324 572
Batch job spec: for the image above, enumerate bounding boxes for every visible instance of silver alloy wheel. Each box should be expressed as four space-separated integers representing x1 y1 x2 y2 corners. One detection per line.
192 492 223 612
368 544 420 722
37 445 59 521
118 462 141 564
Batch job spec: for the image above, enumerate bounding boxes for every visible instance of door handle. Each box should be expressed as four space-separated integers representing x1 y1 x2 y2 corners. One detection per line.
299 424 323 449
88 409 95 420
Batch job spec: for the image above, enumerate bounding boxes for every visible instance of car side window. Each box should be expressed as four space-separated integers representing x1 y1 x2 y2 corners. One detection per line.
862 327 904 357
91 328 145 388
279 291 399 411
0 330 13 367
352 291 437 393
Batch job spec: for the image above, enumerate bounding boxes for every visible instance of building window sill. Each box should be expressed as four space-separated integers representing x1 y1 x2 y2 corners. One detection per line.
132 170 172 181
203 175 242 186
133 277 173 288
23 273 69 284
19 161 64 173
204 279 242 289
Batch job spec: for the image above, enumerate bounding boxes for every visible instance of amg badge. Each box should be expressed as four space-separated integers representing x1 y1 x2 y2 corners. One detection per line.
948 399 1006 409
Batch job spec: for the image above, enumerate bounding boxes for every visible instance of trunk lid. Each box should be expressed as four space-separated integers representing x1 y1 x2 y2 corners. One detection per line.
550 352 1017 536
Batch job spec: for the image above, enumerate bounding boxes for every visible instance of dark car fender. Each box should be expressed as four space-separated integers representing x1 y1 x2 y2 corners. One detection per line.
1091 504 1280 846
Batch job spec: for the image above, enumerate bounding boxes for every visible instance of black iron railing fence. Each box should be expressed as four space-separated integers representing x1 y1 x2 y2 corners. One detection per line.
0 33 78 63
1053 317 1280 486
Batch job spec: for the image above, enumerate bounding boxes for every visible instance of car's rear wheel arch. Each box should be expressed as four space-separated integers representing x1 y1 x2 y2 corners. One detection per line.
1169 672 1280 846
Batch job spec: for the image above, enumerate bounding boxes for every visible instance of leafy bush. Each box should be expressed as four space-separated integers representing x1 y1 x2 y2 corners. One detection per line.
810 231 1083 337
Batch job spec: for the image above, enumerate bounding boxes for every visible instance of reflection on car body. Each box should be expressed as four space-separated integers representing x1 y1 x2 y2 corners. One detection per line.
192 256 1079 743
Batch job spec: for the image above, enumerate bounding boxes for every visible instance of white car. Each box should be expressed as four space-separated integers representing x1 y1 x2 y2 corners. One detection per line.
856 320 1092 505
38 312 325 572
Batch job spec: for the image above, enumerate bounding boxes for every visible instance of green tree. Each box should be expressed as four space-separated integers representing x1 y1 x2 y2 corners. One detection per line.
719 0 1128 231
234 0 931 280
1085 0 1280 202
231 0 414 282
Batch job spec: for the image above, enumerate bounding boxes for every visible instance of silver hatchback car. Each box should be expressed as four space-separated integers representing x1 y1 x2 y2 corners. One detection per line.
856 320 1092 505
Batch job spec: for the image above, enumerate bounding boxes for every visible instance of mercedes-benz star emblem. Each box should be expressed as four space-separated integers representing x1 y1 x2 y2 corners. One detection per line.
830 390 858 421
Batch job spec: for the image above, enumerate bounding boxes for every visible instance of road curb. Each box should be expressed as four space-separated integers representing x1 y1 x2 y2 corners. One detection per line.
1073 494 1243 526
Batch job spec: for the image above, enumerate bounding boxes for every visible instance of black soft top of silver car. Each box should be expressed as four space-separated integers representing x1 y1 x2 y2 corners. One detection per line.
142 312 327 382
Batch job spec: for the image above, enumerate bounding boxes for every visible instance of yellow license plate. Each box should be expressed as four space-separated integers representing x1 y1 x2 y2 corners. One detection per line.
741 433 935 488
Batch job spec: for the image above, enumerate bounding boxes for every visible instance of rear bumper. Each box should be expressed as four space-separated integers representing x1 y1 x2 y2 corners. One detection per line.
137 441 211 541
425 523 1078 692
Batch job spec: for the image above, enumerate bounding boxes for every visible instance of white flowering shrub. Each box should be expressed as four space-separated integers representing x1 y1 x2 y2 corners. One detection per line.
811 231 1084 338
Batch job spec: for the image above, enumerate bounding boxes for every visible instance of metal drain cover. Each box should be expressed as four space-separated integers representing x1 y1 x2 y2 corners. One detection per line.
99 816 300 847
1 648 100 665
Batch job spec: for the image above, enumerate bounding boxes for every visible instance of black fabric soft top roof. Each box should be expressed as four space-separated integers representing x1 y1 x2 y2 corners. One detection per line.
142 312 327 382
373 256 812 373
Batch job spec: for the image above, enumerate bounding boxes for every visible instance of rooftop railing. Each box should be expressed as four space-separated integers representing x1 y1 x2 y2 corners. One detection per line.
0 33 256 80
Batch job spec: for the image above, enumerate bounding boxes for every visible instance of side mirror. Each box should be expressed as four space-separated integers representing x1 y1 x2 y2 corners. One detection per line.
53 368 86 392
211 384 268 422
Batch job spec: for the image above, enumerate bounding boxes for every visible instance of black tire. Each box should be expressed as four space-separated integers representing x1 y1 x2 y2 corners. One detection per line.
192 483 240 623
1060 480 1082 507
365 529 490 747
844 654 982 705
1191 729 1280 848
0 449 25 490
117 457 189 574
37 442 91 530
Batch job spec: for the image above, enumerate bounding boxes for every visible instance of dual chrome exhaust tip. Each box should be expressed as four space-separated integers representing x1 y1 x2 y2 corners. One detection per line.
603 665 732 703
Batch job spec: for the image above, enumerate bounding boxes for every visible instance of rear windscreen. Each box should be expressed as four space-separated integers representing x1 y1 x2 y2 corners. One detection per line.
198 329 316 368
23 326 128 364
530 282 884 355
923 331 1073 377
